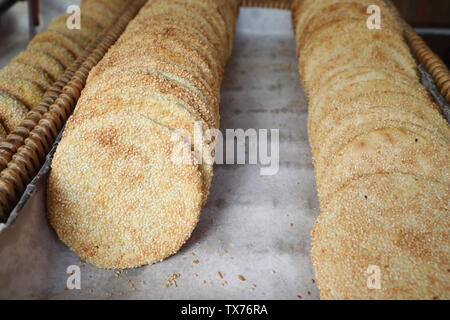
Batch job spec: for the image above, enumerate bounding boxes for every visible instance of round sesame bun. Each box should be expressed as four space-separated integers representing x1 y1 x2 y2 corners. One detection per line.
48 112 204 269
47 14 102 43
13 48 65 82
30 30 85 58
293 0 450 299
1 62 53 90
0 92 28 133
66 84 214 200
27 42 76 69
311 173 450 299
0 76 44 109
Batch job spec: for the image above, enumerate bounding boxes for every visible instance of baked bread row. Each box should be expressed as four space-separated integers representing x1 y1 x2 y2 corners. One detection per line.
0 0 129 138
47 0 240 269
293 0 450 299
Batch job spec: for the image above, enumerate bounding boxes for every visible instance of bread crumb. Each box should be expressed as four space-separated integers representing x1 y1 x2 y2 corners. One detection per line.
164 273 181 288
216 272 223 279
237 275 246 281
192 260 200 264
127 279 137 291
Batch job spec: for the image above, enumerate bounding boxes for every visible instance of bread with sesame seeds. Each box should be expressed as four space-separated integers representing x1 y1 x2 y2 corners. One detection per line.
0 122 6 140
0 77 44 109
113 29 223 88
0 92 29 133
0 62 53 90
79 1 119 28
48 0 239 268
48 112 204 269
47 13 103 42
12 49 66 82
29 30 85 58
0 1 128 136
65 83 214 199
293 0 450 299
27 42 76 69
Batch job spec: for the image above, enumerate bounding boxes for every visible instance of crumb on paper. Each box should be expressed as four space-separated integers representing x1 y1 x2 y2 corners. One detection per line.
221 250 228 255
297 295 302 299
290 223 294 227
216 272 223 280
127 279 137 291
307 291 311 295
220 281 228 287
192 259 200 264
164 273 181 288
191 252 198 257
237 275 246 281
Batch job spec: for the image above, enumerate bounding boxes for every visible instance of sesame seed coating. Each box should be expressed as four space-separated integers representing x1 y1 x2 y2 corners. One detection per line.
48 0 239 268
0 1 128 135
293 0 450 299
48 112 204 269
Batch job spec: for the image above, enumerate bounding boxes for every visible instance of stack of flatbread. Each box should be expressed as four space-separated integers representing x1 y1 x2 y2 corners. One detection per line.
47 0 239 269
293 0 450 299
0 0 129 138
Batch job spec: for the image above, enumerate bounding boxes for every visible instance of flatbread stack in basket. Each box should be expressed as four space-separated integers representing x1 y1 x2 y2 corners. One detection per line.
47 0 240 269
292 0 450 299
0 0 129 138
